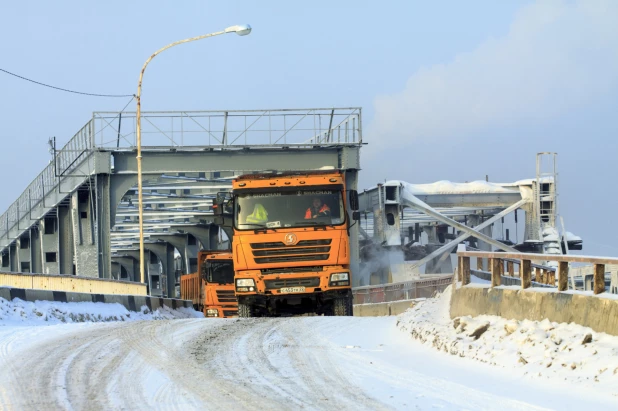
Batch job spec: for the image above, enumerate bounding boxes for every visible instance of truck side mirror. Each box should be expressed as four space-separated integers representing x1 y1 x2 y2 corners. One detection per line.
349 190 359 211
352 211 361 221
213 192 233 216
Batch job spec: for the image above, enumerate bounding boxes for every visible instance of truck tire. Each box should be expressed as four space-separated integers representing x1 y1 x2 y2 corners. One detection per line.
333 295 353 316
238 303 253 318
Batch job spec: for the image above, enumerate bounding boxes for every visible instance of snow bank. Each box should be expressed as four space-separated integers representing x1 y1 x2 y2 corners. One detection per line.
0 297 202 326
397 286 618 394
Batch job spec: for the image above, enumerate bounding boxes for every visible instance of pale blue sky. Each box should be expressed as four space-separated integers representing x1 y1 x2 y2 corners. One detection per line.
1 1 617 256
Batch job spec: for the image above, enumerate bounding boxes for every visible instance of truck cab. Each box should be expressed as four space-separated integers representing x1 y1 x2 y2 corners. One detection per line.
202 252 237 317
180 250 237 318
217 170 359 317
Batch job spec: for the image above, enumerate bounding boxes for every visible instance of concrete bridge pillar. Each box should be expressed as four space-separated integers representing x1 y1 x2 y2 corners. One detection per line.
58 205 75 275
30 227 42 274
113 251 142 283
176 225 220 275
17 235 31 273
151 233 190 277
140 242 176 298
40 216 60 275
112 256 138 281
9 243 17 272
71 191 98 278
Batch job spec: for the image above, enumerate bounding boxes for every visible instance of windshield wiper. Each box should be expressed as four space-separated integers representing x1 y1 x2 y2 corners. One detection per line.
294 221 318 227
293 221 334 230
241 223 278 233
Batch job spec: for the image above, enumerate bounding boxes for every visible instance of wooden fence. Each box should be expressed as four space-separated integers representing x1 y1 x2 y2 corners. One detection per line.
458 251 618 294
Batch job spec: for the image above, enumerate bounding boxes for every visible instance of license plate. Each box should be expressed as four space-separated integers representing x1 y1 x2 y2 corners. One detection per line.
279 286 306 294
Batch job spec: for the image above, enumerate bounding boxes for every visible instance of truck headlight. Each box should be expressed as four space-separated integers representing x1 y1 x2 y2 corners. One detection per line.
236 279 255 287
329 272 350 286
206 309 219 317
236 278 255 292
330 273 349 282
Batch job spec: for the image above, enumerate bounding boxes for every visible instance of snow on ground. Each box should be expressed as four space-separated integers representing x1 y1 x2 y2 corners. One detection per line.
0 297 202 326
397 285 618 396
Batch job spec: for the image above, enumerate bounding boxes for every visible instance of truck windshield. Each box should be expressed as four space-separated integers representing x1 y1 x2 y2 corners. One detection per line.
207 261 234 285
235 189 345 230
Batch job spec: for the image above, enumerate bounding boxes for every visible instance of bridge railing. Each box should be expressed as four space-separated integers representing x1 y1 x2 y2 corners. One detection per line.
352 275 452 304
458 251 618 294
1 120 95 242
91 108 362 149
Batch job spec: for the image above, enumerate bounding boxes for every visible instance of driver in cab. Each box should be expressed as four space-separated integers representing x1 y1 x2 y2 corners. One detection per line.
305 197 330 219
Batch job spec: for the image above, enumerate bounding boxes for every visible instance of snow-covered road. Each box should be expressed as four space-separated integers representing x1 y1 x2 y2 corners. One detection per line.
1 316 617 410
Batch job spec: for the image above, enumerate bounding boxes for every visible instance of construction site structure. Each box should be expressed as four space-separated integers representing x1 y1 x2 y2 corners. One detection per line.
356 153 583 286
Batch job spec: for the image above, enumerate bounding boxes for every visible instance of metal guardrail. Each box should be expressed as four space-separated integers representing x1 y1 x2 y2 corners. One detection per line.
92 108 362 149
352 276 452 304
0 107 362 245
1 121 94 242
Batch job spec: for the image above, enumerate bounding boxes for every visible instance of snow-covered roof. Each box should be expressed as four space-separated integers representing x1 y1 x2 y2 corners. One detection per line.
391 180 520 196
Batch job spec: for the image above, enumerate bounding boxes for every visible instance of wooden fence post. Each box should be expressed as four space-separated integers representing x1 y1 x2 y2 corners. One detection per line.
521 259 531 289
594 264 606 294
462 256 471 285
457 256 462 282
507 261 514 277
491 258 501 287
477 257 483 271
558 261 568 291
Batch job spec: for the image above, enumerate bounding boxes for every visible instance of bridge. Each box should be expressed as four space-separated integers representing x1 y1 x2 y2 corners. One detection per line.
0 108 363 297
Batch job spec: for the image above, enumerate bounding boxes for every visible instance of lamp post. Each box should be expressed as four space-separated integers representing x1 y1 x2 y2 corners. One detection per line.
135 24 251 286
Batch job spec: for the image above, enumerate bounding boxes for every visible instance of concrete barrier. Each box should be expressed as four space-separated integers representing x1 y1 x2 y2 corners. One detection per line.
0 286 192 313
451 286 618 336
0 271 146 296
353 299 420 317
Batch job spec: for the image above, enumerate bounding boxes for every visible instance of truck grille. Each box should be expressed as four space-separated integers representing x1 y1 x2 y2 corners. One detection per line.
250 239 332 264
251 239 331 249
264 277 320 290
253 246 330 257
261 266 324 275
216 290 237 303
254 254 329 264
223 310 238 317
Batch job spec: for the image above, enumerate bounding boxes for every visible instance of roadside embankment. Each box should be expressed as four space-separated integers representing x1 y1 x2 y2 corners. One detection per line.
397 285 618 395
451 285 618 336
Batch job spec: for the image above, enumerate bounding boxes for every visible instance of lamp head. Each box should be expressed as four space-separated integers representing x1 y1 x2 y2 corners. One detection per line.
225 24 252 36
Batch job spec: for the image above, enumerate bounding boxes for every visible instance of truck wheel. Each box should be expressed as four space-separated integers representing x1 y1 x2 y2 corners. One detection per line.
333 295 353 316
238 303 253 318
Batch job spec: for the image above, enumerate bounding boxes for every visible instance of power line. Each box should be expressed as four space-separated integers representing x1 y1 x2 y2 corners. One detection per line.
0 67 134 98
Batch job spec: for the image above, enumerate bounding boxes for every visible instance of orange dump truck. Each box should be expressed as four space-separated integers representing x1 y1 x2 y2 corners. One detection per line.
215 170 360 317
180 251 237 317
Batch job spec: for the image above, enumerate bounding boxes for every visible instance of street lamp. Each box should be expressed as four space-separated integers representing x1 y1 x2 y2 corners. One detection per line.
135 24 252 286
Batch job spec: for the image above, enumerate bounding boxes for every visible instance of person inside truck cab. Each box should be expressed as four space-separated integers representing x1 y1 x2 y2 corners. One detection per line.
305 197 330 219
245 203 268 224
